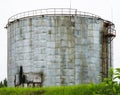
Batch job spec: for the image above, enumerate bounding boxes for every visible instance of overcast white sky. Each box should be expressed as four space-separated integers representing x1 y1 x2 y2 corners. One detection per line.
0 0 120 81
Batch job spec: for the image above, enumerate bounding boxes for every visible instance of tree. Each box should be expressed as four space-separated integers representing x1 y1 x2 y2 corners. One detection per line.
3 78 7 87
19 66 23 85
0 78 7 87
0 81 3 88
19 66 26 85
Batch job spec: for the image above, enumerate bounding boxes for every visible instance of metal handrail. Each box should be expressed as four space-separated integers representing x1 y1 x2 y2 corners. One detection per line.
8 8 101 23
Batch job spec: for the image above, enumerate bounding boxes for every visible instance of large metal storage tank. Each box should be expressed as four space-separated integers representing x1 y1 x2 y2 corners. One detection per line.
6 8 116 87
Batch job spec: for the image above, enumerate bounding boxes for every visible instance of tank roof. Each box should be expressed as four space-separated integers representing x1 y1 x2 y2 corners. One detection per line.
8 8 101 23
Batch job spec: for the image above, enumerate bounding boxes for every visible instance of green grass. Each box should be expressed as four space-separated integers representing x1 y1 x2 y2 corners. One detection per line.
0 84 97 95
0 84 120 95
0 87 45 95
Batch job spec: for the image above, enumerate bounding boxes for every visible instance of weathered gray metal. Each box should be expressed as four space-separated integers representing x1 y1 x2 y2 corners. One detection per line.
6 8 115 87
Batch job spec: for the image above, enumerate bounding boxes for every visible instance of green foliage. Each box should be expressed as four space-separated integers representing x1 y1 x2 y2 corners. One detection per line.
0 82 3 88
0 85 96 95
0 83 120 95
3 78 7 87
45 84 96 95
0 87 45 95
0 78 7 88
114 68 120 80
93 68 120 95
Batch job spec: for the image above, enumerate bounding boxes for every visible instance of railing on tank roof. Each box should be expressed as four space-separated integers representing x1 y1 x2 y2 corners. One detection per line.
8 8 101 23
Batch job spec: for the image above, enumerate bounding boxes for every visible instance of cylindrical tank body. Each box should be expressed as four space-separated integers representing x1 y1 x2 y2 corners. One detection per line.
6 8 115 87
